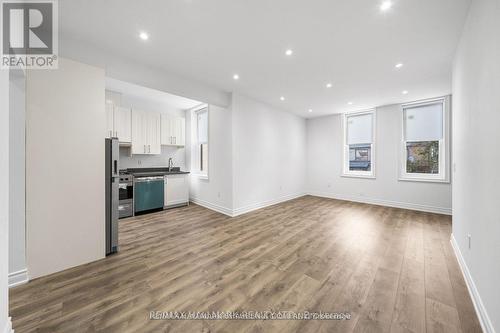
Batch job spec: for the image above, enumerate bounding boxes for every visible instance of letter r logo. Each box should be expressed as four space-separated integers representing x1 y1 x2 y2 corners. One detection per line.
2 1 53 55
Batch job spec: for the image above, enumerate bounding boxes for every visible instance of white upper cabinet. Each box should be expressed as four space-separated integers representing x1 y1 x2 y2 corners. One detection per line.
113 106 132 143
131 109 145 154
105 104 132 144
147 111 161 154
161 114 185 147
131 109 161 155
105 103 114 138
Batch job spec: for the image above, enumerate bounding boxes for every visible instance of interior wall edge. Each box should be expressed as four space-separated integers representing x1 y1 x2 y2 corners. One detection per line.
2 317 13 333
451 234 496 333
231 193 306 217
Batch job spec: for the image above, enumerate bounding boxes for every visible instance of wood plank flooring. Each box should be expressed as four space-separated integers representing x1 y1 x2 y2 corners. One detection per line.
9 196 482 333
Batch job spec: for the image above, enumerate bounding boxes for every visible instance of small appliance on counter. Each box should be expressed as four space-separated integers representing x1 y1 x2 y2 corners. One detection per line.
105 138 119 255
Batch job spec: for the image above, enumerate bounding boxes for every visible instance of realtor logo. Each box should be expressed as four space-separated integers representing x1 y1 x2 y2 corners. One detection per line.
1 0 58 69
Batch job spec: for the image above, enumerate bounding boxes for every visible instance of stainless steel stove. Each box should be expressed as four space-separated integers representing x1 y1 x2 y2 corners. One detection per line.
118 171 134 218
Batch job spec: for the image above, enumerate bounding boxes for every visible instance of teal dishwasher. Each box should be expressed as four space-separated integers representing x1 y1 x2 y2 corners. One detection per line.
134 176 164 214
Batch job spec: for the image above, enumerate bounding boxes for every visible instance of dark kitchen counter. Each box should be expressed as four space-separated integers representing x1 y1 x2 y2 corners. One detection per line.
123 167 190 177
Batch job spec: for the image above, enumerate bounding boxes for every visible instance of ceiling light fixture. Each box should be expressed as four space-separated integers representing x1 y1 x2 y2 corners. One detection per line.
233 74 239 80
395 63 404 69
347 102 353 105
380 1 393 11
402 90 409 94
280 96 285 101
285 49 293 56
139 32 149 40
326 83 332 88
308 109 313 113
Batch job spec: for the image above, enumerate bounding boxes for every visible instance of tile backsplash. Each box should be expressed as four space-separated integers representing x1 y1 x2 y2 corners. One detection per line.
119 146 186 170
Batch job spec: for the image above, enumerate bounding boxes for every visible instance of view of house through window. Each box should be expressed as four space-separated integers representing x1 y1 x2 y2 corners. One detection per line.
344 111 375 176
349 144 371 171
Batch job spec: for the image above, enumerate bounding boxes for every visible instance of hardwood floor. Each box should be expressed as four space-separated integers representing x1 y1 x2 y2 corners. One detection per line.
9 196 482 333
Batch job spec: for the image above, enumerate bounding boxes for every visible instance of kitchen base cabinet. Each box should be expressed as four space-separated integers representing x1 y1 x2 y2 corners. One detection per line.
164 174 189 208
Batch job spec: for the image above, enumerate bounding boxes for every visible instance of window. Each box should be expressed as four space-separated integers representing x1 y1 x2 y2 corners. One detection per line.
400 97 449 182
343 110 375 178
194 107 209 177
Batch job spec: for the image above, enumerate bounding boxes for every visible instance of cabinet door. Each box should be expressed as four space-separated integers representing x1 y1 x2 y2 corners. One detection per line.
177 118 185 146
105 103 114 138
165 175 189 207
160 114 173 145
131 109 146 154
114 106 132 143
148 112 161 154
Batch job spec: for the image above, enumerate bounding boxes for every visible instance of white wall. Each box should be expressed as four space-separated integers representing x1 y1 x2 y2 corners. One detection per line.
116 94 187 170
26 58 106 279
452 0 500 331
1 68 13 333
8 69 27 287
307 103 452 214
231 93 306 215
187 104 234 215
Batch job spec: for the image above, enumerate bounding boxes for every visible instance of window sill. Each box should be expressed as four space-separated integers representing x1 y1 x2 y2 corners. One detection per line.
341 173 376 179
398 176 449 184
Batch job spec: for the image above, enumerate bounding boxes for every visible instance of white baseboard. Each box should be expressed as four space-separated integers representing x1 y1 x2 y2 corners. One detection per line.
189 197 233 217
232 193 306 217
307 191 452 215
8 268 29 288
2 317 13 333
450 234 495 333
191 193 306 217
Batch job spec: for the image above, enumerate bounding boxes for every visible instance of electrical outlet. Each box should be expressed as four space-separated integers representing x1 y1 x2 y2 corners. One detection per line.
467 234 472 249
138 160 142 165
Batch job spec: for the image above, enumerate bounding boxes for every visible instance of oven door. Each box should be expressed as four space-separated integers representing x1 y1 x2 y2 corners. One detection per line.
119 182 133 201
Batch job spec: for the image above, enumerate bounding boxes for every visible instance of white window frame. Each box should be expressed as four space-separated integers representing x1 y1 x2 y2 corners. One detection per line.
191 104 209 180
399 96 450 183
342 109 376 179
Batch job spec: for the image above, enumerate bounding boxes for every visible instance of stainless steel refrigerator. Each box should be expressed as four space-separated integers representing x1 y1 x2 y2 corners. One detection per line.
105 138 119 255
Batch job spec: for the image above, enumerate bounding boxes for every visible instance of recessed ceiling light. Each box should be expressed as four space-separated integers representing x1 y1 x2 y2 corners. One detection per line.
233 74 239 80
308 109 313 113
347 102 353 105
395 63 404 69
380 1 392 11
280 96 285 101
139 32 149 40
402 90 409 94
285 49 293 56
326 83 333 88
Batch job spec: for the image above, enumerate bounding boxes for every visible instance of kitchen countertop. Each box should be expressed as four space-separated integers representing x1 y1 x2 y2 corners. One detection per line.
123 167 190 177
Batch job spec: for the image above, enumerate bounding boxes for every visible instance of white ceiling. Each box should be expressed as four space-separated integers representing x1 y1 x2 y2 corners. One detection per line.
59 0 471 118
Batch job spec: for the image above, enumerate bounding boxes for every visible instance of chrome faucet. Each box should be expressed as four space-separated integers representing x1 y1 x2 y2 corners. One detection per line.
168 158 173 171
